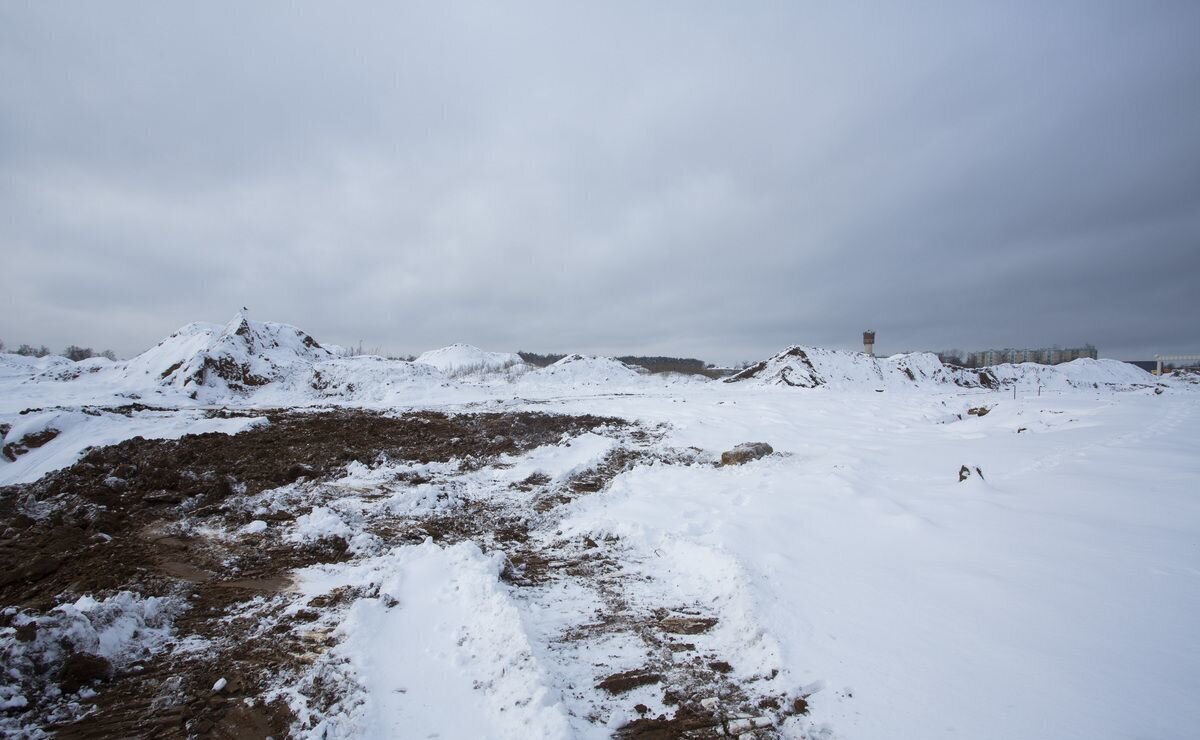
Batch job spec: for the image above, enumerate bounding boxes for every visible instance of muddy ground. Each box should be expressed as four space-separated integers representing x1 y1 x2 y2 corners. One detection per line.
0 408 806 738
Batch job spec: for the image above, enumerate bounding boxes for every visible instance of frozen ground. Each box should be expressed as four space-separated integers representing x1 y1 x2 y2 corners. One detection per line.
0 316 1197 739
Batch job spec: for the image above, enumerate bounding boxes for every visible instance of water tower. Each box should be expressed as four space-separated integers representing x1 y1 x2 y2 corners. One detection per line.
863 330 876 357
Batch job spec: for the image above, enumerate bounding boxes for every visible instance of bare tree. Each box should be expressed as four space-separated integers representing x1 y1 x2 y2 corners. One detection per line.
64 345 94 361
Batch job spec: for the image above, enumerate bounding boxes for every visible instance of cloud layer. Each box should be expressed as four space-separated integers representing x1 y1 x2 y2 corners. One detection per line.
3 2 1198 362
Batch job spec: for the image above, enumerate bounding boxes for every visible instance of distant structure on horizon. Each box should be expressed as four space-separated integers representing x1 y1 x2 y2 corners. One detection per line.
863 330 876 357
962 345 1098 368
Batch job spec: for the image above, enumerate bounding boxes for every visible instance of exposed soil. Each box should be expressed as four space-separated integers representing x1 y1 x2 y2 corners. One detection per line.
2 428 60 462
0 408 621 737
598 669 664 695
0 406 799 738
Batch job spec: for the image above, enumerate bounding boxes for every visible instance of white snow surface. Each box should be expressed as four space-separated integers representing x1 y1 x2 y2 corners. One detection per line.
726 344 1156 392
522 354 644 387
1 319 1197 740
415 343 527 377
289 542 571 740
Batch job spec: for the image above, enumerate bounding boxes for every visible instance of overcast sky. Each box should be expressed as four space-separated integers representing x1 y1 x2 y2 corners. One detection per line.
2 2 1198 363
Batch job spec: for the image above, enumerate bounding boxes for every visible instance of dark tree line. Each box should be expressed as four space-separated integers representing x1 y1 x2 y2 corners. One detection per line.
616 356 721 377
518 350 724 377
517 351 567 367
1 340 118 361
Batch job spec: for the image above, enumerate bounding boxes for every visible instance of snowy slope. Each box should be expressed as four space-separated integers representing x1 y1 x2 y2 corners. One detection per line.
0 353 71 382
521 354 643 387
304 356 450 404
728 345 1156 392
989 357 1157 390
414 344 527 378
725 346 987 389
132 312 334 397
527 382 1200 740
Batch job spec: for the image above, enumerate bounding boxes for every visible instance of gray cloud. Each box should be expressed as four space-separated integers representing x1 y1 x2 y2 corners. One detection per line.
3 1 1198 363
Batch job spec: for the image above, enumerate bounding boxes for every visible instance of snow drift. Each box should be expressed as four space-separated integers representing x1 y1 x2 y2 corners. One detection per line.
521 354 643 387
725 346 990 390
727 345 1156 391
414 344 527 378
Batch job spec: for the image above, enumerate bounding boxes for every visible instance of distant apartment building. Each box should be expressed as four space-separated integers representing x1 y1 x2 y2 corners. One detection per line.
965 345 1097 368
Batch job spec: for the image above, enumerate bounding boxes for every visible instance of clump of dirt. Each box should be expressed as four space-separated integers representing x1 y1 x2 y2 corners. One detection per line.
719 442 773 466
617 703 720 738
598 669 663 694
58 652 113 693
958 465 984 482
659 615 719 635
568 447 651 494
967 406 991 417
2 428 60 462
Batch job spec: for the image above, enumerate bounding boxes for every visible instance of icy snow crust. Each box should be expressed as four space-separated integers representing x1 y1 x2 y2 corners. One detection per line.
2 316 1197 739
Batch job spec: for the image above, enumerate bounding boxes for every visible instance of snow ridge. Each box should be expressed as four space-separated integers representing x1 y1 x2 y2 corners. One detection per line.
727 345 1155 391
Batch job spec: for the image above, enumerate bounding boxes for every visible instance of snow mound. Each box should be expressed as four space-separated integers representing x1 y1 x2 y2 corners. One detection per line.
726 346 984 390
727 346 1156 392
522 354 643 387
415 344 526 378
307 356 449 402
6 314 459 407
0 353 71 382
123 311 334 397
989 358 1156 390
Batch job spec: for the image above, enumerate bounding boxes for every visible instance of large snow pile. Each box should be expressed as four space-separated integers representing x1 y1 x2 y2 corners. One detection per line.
125 311 334 396
305 356 449 403
522 354 643 387
414 344 526 378
0 353 71 383
726 346 987 390
728 345 1156 392
990 357 1156 390
2 315 463 407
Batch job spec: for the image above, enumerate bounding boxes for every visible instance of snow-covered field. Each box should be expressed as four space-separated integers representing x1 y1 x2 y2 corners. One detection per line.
1 315 1197 739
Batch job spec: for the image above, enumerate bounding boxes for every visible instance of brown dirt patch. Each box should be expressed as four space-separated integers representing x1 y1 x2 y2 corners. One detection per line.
0 408 623 736
2 428 60 462
597 669 663 694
